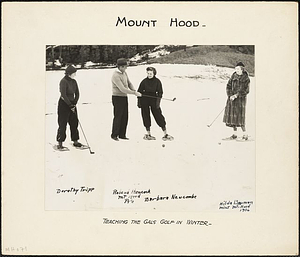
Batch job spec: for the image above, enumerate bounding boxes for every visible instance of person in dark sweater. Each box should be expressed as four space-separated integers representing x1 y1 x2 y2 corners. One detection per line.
56 65 83 149
137 67 173 141
223 62 250 141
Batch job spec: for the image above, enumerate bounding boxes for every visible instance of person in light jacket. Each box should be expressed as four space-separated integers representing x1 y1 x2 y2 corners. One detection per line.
111 58 141 141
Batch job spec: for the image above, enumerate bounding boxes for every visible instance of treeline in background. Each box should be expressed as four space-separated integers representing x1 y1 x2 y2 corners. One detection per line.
46 45 156 66
46 45 255 74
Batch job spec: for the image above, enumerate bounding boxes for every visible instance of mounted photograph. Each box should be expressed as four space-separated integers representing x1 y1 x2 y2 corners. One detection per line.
45 45 255 212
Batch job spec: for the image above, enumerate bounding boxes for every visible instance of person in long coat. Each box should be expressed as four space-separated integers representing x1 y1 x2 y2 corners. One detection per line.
223 62 250 141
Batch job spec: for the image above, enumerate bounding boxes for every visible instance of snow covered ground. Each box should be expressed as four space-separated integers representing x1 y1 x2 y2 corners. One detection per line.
45 64 255 212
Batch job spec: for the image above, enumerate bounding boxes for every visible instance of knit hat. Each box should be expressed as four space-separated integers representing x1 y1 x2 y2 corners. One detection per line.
65 65 77 75
236 62 245 67
117 58 128 66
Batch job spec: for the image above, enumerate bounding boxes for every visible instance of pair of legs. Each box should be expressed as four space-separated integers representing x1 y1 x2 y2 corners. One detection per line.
223 97 248 140
111 96 129 141
229 125 247 139
56 99 81 147
233 125 246 133
141 98 167 137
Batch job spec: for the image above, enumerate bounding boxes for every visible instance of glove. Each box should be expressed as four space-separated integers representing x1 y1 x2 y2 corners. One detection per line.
230 94 238 101
136 92 142 97
137 98 141 108
156 98 161 109
70 105 76 113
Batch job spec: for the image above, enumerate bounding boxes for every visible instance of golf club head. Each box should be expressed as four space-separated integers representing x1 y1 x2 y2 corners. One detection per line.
90 151 95 154
207 125 211 127
173 98 176 101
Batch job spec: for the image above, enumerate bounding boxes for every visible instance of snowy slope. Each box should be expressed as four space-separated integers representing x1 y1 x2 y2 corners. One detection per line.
130 45 171 62
45 64 255 211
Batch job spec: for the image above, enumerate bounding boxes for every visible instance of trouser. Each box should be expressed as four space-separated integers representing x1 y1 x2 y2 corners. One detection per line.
56 98 79 142
111 96 128 138
141 98 166 130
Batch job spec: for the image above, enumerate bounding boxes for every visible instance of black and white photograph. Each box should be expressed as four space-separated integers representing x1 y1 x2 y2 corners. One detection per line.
45 45 255 211
2 2 298 256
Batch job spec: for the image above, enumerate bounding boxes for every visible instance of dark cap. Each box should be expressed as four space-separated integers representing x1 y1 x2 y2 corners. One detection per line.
65 65 77 75
117 58 128 66
236 62 245 67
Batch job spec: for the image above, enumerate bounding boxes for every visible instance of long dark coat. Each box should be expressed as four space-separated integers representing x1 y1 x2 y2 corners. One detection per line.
223 71 250 127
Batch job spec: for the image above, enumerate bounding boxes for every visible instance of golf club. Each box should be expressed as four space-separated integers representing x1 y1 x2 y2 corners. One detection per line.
78 120 95 154
142 94 176 101
72 107 95 154
207 106 226 128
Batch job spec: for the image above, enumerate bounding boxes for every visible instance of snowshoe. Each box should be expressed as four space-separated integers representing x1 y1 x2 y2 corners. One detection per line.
162 134 174 141
53 145 69 151
119 136 129 140
236 135 252 142
73 142 89 150
143 134 156 140
222 135 237 141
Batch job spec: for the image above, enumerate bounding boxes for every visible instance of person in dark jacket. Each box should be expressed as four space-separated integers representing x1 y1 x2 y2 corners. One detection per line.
223 62 250 141
56 65 83 149
137 67 173 141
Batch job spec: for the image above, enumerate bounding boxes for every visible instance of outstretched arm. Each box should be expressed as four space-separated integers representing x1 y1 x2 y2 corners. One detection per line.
113 75 136 94
127 74 135 91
